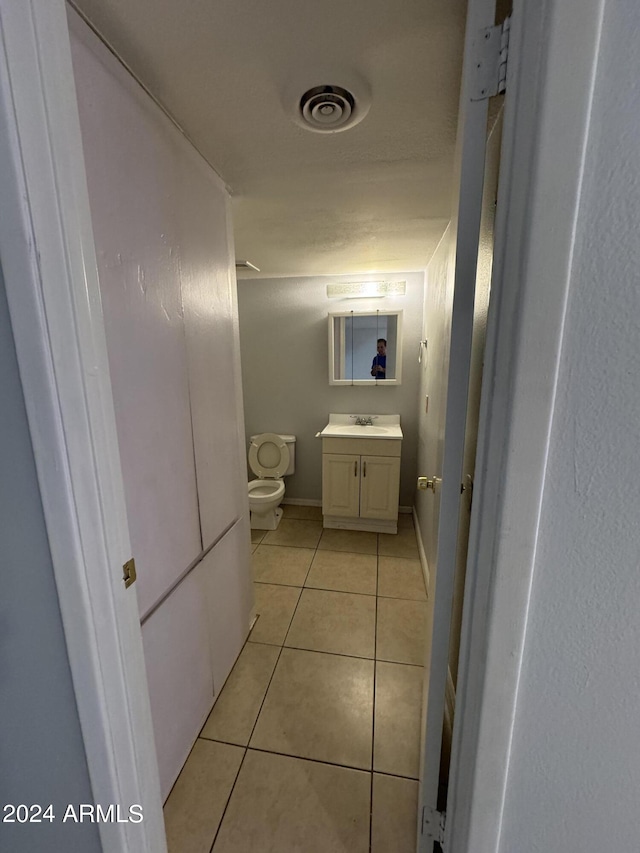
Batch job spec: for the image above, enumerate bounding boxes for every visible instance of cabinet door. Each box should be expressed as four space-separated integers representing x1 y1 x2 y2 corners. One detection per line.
322 454 360 517
360 456 401 520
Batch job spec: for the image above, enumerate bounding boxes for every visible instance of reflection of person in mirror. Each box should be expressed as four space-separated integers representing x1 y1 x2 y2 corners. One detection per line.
371 338 387 377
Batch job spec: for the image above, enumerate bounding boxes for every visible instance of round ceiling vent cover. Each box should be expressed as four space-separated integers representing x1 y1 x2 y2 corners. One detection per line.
297 84 368 133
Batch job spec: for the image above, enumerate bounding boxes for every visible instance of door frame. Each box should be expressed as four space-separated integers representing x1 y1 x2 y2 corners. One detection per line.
417 0 498 842
446 0 605 850
0 2 165 850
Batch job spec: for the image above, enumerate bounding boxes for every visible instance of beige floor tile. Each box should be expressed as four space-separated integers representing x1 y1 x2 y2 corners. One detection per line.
376 597 428 665
250 529 265 544
371 773 419 853
378 527 420 559
213 750 370 853
250 647 374 769
249 583 301 645
317 527 378 555
282 503 323 520
262 518 323 549
200 643 280 746
305 549 377 595
378 556 427 601
397 512 415 529
285 588 376 658
374 662 424 778
164 739 244 853
251 544 314 586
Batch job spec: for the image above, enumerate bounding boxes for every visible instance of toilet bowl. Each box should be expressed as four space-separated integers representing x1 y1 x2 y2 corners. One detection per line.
247 433 296 530
248 478 285 529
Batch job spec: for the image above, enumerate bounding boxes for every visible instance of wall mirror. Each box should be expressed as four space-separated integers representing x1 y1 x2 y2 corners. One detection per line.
329 310 403 385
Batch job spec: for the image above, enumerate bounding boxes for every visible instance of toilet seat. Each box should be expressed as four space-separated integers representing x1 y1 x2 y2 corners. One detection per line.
248 433 290 479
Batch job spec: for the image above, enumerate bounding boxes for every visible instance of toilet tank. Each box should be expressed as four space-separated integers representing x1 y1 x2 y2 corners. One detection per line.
250 434 296 475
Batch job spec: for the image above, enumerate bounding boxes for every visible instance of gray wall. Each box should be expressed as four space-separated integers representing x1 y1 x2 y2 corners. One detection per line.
0 266 100 852
499 2 640 850
237 272 425 506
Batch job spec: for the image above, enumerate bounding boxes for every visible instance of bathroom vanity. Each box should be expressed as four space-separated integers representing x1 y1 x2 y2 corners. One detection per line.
318 414 402 533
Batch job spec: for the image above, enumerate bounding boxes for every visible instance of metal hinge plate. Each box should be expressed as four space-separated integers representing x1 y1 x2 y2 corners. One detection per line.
123 557 137 589
422 805 446 846
470 16 511 101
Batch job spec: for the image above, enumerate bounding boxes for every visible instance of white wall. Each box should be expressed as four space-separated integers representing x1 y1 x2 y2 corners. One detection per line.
237 272 425 506
0 265 100 853
415 229 454 573
498 2 640 850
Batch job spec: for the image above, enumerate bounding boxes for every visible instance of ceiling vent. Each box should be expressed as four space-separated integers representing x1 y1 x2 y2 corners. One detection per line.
287 72 371 134
299 85 356 132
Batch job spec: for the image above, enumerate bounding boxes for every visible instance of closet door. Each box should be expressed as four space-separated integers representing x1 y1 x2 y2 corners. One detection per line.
201 518 254 694
141 561 214 801
70 21 202 618
177 150 245 549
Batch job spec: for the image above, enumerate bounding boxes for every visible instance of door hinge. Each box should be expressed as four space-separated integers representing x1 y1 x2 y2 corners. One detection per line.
470 15 511 101
422 805 446 847
123 557 137 589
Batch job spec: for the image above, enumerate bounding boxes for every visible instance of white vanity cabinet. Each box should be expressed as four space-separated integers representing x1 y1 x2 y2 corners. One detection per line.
322 437 402 533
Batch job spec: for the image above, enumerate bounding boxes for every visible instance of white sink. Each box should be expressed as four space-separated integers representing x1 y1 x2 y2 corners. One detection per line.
318 414 403 440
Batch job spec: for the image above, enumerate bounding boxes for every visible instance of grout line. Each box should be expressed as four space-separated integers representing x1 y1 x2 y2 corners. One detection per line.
279 538 319 647
369 552 380 852
239 745 380 777
305 584 377 597
373 656 424 668
279 644 376 663
207 746 248 853
253 577 426 605
198 734 421 783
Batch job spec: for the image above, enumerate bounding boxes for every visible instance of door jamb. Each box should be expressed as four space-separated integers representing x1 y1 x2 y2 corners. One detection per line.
446 0 605 850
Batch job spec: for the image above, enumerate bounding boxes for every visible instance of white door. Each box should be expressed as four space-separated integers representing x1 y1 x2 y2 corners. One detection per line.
418 1 509 849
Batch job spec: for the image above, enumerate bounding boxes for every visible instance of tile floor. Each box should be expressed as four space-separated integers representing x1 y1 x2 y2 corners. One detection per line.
164 505 428 853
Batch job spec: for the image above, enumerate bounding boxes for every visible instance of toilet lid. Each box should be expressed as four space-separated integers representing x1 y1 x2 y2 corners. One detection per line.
248 433 290 479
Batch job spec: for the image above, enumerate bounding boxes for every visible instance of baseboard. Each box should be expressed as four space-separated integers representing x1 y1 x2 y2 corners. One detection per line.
283 498 412 514
323 516 397 534
412 506 431 592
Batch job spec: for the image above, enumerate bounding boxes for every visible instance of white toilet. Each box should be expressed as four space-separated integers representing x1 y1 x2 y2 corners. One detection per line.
247 433 296 530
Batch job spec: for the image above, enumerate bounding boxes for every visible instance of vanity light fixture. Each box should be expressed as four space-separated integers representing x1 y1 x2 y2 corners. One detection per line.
326 280 406 299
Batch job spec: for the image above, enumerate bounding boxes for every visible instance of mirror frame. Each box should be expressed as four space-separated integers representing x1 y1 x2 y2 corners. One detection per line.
328 309 403 386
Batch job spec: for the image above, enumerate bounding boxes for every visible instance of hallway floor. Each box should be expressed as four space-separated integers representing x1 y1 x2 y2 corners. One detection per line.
163 505 427 853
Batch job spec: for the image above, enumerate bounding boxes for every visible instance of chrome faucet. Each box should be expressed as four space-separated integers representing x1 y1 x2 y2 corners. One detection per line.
351 415 378 426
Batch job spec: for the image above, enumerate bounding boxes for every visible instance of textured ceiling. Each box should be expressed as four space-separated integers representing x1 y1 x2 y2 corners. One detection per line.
71 0 468 277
